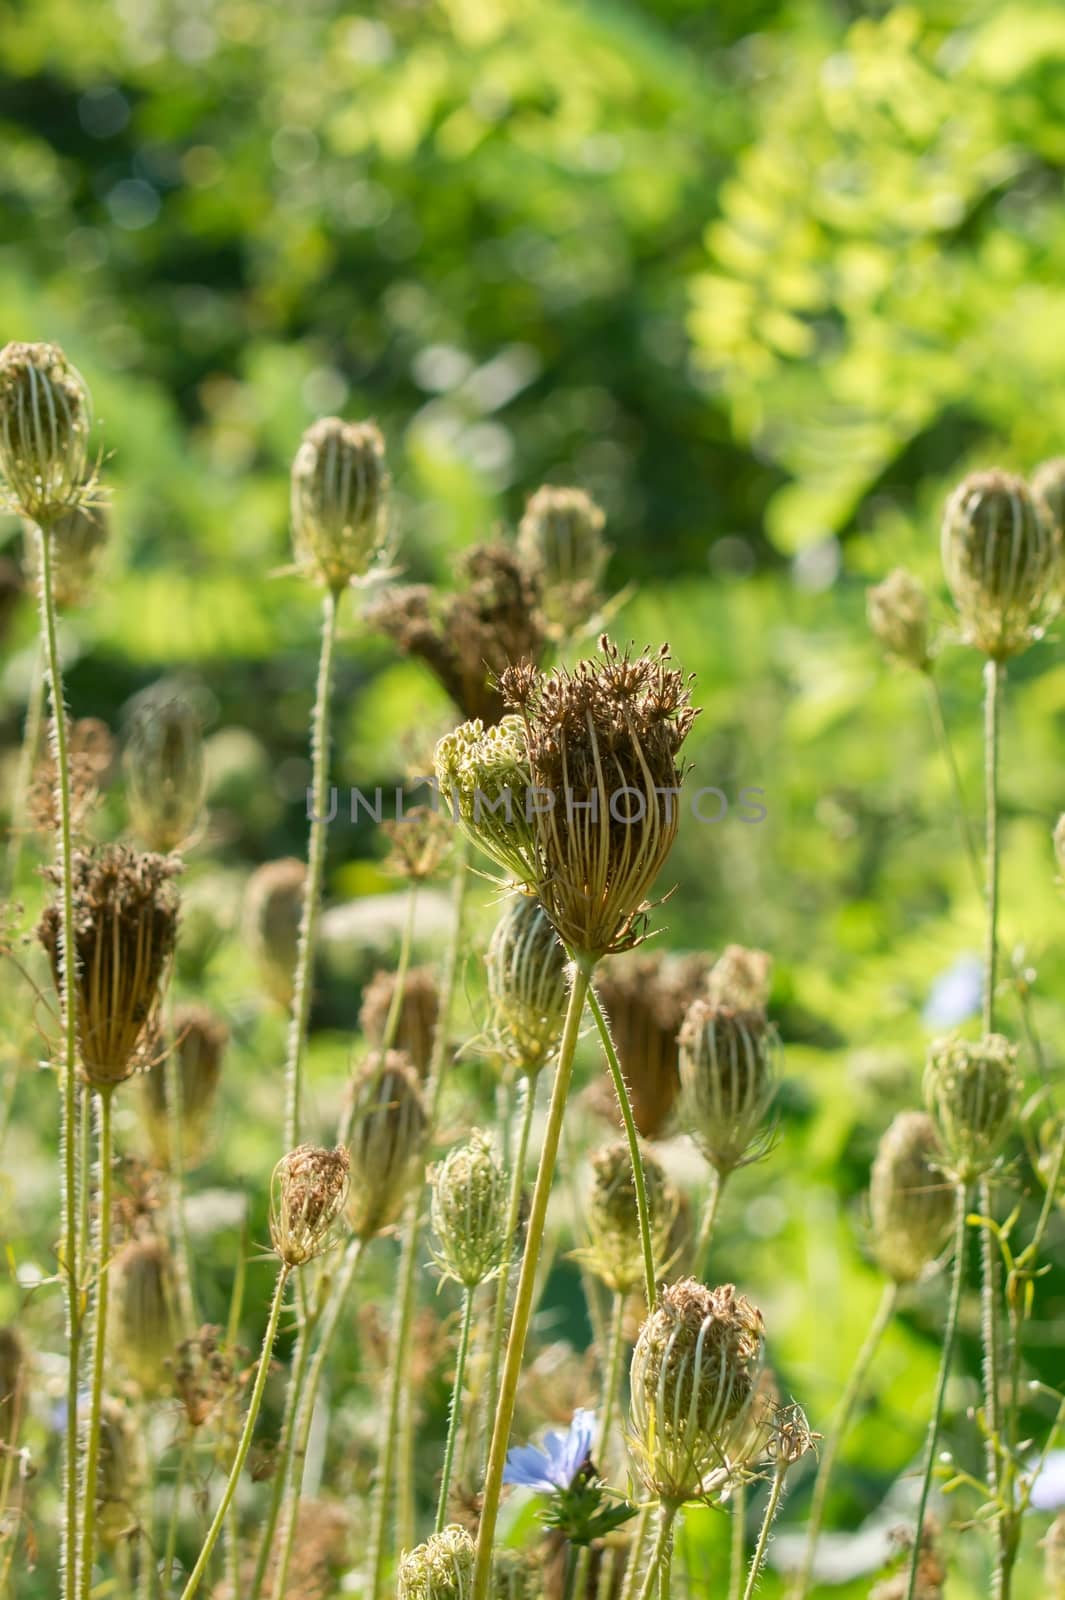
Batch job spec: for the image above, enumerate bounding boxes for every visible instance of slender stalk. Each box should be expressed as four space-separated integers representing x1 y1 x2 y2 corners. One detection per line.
728 1482 746 1600
742 1468 787 1600
436 1288 476 1532
587 984 656 1310
283 585 341 1152
178 1264 292 1600
164 1012 198 1337
636 1502 677 1600
270 1237 366 1598
162 1439 192 1591
924 671 982 895
34 521 81 1598
693 1168 724 1281
247 1297 321 1600
619 1506 652 1600
472 959 594 1600
77 1087 115 1600
483 1073 537 1465
2 637 44 893
368 1195 422 1599
982 659 1001 1039
792 1280 899 1599
597 1292 627 1464
904 1184 968 1600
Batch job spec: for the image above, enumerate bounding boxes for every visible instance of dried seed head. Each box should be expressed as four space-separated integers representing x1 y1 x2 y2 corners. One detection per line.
360 966 439 1079
486 895 569 1079
368 544 545 725
291 416 389 590
678 1001 777 1177
628 1278 765 1503
941 470 1061 659
866 569 932 672
0 342 93 523
398 1525 476 1600
924 1033 1018 1184
1033 457 1065 544
430 1129 510 1287
870 1111 954 1284
26 498 109 607
590 953 710 1138
37 845 180 1089
579 1140 678 1295
706 946 772 1015
0 1326 27 1449
270 1144 350 1266
245 857 306 1007
434 716 538 883
259 1498 351 1599
1044 1512 1065 1600
344 1052 427 1240
517 485 609 639
170 1324 236 1430
124 690 206 854
112 1236 177 1391
500 637 696 958
142 1002 227 1165
768 1402 818 1468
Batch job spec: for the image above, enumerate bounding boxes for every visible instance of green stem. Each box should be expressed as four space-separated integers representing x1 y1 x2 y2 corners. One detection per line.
78 1087 115 1600
246 1298 320 1600
34 521 81 1599
436 1288 476 1532
904 1184 968 1600
368 1196 422 1599
472 959 594 1600
483 1073 537 1468
162 1439 192 1592
284 585 341 1152
792 1280 898 1599
597 1292 627 1465
178 1265 291 1600
271 1237 366 1597
382 883 419 1053
619 1506 652 1600
586 984 656 1310
728 1482 746 1600
693 1168 724 1281
982 658 1001 1039
924 671 982 896
164 1007 198 1337
2 637 44 893
742 1468 787 1600
636 1502 677 1600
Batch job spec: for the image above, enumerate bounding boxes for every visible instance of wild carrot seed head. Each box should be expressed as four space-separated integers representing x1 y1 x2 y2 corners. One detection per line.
270 1143 351 1266
678 1000 777 1177
0 341 94 525
941 469 1061 660
869 1110 954 1284
290 415 389 591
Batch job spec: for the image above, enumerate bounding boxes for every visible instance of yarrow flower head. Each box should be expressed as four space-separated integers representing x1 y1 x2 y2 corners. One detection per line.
941 469 1062 660
485 894 569 1079
0 341 95 524
290 416 390 591
924 1033 1018 1184
870 1111 954 1285
678 1000 778 1177
503 1408 596 1492
269 1143 350 1267
397 1524 475 1600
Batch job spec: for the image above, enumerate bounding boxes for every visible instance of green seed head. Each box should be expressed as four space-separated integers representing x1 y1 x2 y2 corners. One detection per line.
866 568 931 672
112 1236 177 1391
517 484 609 638
398 1524 476 1600
869 1111 954 1284
430 1129 510 1288
345 1052 428 1240
678 1001 777 1177
486 895 569 1078
924 1033 1018 1183
0 341 93 524
124 690 206 854
434 716 538 883
628 1278 765 1503
580 1140 677 1295
291 415 389 590
941 469 1061 659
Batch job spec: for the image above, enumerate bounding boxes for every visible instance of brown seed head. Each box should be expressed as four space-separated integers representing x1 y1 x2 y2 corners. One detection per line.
142 1002 227 1165
0 1326 27 1450
381 806 453 881
344 1052 427 1240
170 1324 237 1430
270 1144 351 1266
28 715 113 838
112 1235 177 1391
707 946 772 1015
244 857 306 1007
592 952 711 1137
360 966 439 1079
37 845 180 1089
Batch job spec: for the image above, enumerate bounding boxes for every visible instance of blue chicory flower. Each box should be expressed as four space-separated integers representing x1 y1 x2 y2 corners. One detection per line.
923 954 982 1028
1030 1449 1065 1512
503 1408 596 1492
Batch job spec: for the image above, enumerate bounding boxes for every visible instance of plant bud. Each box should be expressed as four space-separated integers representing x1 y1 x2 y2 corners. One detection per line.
678 1000 777 1177
486 895 569 1078
124 691 206 854
112 1236 177 1391
1033 457 1065 542
706 945 771 1015
430 1129 510 1288
291 416 389 591
924 1034 1018 1183
37 846 180 1090
345 1052 427 1240
434 716 538 884
579 1140 678 1295
869 1112 954 1284
517 484 609 638
270 1144 350 1267
1045 1512 1065 1600
142 1002 227 1165
941 469 1060 659
360 965 439 1079
0 341 92 524
866 569 932 671
26 498 109 607
245 857 306 1007
628 1278 765 1503
398 1524 476 1600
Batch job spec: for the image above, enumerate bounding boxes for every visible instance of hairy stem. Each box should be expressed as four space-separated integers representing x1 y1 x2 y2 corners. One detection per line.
793 1280 898 1599
77 1087 114 1600
247 1296 321 1600
587 984 656 1309
283 585 341 1152
728 1482 746 1600
636 1502 677 1600
693 1167 724 1281
483 1073 537 1469
619 1506 652 1600
2 637 44 893
164 1006 198 1337
904 1184 968 1600
743 1468 787 1600
178 1264 291 1600
436 1287 476 1532
472 959 594 1600
597 1291 627 1466
924 671 982 895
